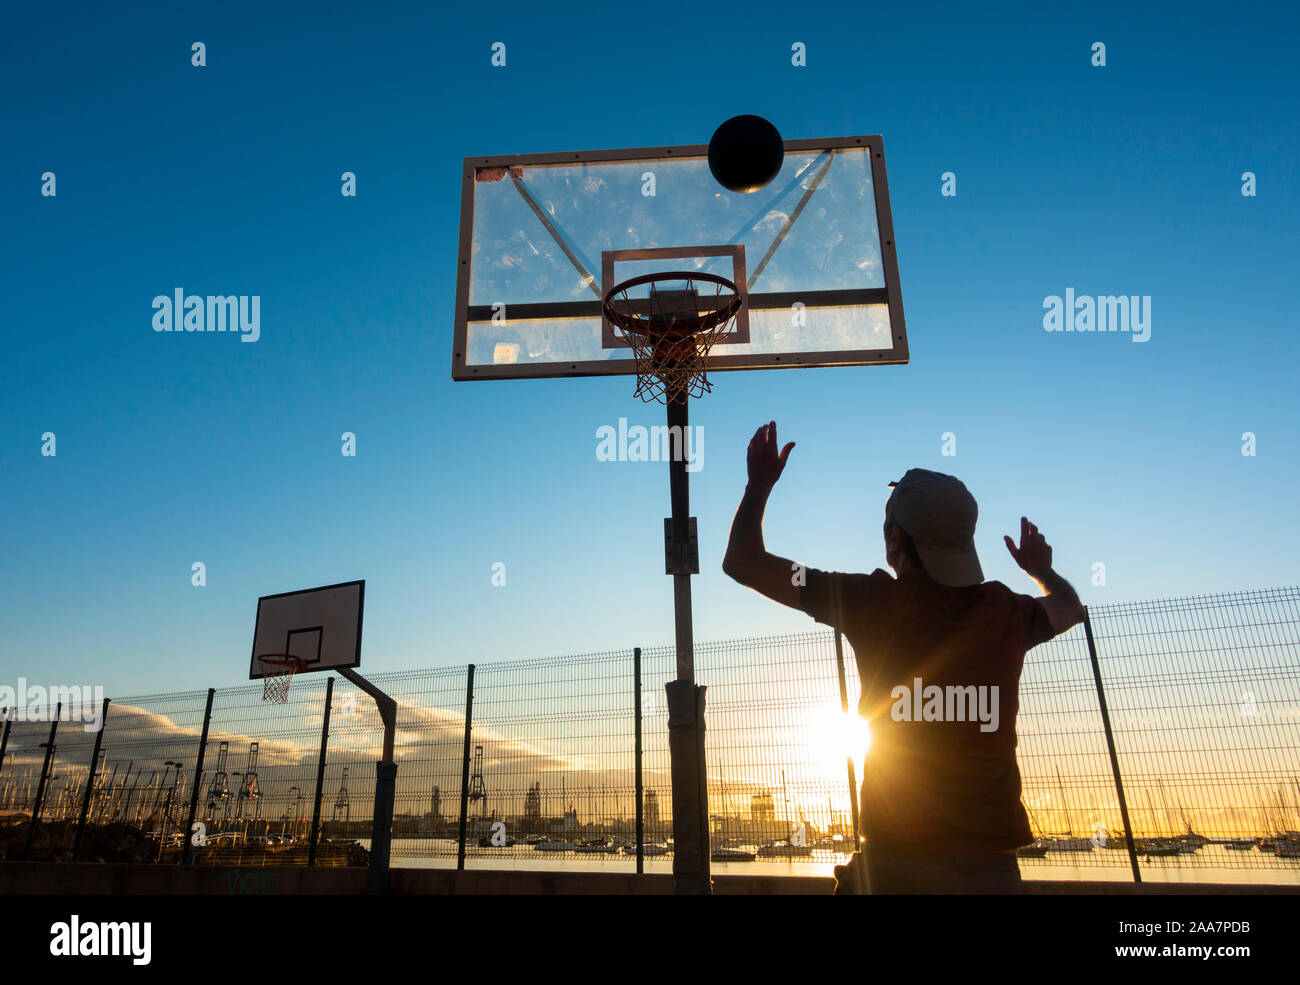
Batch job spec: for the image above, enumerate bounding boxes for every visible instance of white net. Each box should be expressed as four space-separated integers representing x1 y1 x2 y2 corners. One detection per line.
259 657 305 704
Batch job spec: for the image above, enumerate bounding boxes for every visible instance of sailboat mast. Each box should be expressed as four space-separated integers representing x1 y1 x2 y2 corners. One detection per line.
1143 789 1157 839
1156 779 1176 839
1025 799 1043 839
1055 765 1073 837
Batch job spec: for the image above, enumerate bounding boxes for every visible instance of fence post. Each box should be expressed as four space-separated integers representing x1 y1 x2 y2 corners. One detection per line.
1083 607 1142 883
634 647 644 874
833 629 862 847
181 689 215 865
309 676 334 866
457 664 475 870
25 704 60 859
73 698 111 860
832 627 870 894
0 711 12 795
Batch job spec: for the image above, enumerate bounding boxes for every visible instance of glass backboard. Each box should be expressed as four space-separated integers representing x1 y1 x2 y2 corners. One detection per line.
452 135 908 381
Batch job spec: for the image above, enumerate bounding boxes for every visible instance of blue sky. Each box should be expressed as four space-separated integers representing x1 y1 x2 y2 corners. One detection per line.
2 1 1297 695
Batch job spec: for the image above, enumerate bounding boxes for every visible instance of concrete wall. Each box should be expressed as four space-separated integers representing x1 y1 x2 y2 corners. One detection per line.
2 862 1297 895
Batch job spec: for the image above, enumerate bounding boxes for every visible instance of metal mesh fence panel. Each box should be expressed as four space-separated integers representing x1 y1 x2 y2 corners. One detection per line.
1 716 62 857
73 691 208 862
690 632 860 864
362 666 467 861
1079 587 1300 881
3 587 1296 882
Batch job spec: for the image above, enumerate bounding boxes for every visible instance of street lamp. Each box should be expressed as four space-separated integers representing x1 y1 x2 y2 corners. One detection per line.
287 786 302 841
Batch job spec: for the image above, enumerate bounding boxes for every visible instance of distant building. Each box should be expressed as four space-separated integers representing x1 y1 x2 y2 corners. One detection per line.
645 789 662 838
751 791 777 840
524 782 542 831
420 785 444 836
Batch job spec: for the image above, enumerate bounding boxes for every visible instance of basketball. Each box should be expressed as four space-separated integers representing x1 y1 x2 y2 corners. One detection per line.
708 115 784 193
652 330 698 370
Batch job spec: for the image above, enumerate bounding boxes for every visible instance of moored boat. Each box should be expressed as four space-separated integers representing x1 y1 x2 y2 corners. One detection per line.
622 841 670 856
533 839 573 851
1143 840 1182 857
1043 836 1094 852
712 847 757 862
757 840 812 857
573 838 618 854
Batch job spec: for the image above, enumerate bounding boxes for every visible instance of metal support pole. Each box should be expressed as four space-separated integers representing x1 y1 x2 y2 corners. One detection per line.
663 390 711 894
338 668 397 895
667 395 695 681
25 704 60 859
666 680 710 891
181 689 214 864
73 698 111 860
370 760 398 893
308 676 334 866
634 647 644 874
1083 608 1142 883
457 664 475 870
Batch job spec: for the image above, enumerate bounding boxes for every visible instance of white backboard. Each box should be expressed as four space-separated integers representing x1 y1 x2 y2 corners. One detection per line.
249 580 364 679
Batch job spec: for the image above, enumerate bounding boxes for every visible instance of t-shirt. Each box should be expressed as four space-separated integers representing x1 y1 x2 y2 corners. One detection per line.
801 567 1057 852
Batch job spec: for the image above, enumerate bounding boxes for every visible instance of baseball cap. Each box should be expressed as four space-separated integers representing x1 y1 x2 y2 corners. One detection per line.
886 468 984 587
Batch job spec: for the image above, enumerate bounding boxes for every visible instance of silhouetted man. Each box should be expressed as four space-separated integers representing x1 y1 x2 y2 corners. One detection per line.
722 422 1084 893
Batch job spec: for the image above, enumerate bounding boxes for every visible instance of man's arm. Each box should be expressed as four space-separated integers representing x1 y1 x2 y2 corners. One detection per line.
722 422 803 611
1004 516 1085 635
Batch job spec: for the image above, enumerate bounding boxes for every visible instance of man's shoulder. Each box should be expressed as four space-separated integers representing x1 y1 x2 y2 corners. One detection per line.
975 579 1057 646
978 579 1042 611
818 567 896 597
801 568 894 627
807 566 894 586
976 579 1016 598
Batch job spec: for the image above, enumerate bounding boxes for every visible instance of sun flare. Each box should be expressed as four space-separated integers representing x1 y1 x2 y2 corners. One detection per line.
804 703 872 773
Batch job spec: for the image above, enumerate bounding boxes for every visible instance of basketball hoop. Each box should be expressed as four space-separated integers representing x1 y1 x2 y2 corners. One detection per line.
258 654 309 704
603 272 742 404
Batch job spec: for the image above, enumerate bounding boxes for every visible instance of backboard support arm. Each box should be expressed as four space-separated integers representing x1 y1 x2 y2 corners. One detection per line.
338 667 397 894
508 169 601 299
747 150 836 289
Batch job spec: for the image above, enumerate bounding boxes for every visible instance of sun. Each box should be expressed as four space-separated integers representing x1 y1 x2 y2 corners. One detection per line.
803 703 872 773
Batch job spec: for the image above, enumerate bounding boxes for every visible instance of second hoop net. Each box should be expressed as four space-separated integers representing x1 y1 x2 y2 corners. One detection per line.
257 654 310 704
603 273 742 404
